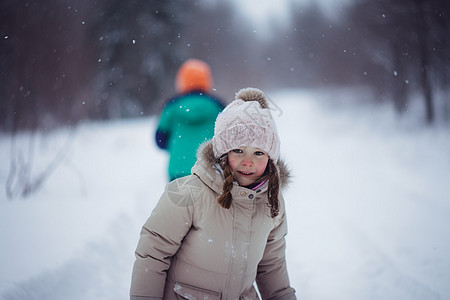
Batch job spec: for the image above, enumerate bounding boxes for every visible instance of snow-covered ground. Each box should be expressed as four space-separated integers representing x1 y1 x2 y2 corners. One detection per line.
1 89 449 300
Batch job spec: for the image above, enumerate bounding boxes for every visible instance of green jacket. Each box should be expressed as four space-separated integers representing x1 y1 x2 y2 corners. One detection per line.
155 91 224 180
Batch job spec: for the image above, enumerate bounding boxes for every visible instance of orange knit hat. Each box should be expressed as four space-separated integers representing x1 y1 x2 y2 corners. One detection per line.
175 59 213 93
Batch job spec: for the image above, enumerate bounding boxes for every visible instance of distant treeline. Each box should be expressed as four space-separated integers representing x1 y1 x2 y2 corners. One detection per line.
1 0 449 132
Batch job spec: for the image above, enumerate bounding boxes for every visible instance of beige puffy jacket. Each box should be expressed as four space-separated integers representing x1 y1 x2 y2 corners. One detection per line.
130 141 296 300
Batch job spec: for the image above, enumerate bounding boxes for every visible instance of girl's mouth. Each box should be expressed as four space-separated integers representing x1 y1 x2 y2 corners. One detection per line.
238 171 253 176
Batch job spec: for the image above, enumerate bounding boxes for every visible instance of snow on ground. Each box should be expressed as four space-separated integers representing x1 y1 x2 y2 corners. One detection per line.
1 89 449 300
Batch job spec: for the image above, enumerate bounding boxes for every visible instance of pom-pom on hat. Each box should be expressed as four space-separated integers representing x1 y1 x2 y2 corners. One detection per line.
175 58 213 94
212 87 280 163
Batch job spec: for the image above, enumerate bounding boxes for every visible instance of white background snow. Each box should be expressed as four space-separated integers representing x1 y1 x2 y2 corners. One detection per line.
1 89 449 300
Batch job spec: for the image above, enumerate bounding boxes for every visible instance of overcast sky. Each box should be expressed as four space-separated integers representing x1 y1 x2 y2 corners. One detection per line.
227 0 354 39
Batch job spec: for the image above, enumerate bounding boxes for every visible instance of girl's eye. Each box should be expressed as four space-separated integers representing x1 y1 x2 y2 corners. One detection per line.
232 149 243 154
254 151 266 156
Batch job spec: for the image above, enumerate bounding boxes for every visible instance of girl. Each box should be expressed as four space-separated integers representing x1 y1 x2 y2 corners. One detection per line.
130 88 296 300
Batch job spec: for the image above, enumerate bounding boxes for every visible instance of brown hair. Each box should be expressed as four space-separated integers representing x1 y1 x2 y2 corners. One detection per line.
216 155 280 218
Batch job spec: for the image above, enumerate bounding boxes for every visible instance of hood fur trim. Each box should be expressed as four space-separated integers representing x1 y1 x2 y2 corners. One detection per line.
196 140 291 189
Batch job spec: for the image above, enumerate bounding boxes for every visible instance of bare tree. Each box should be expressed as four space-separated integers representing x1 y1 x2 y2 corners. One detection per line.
346 0 449 123
0 1 97 132
5 129 75 199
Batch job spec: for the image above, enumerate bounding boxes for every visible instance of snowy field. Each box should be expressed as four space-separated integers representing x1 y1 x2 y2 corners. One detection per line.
1 89 449 300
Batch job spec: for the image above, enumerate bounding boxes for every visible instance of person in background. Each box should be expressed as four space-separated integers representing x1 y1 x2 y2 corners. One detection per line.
155 58 225 181
131 88 297 299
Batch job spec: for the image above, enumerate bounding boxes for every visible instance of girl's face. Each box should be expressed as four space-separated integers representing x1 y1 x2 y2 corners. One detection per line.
227 146 269 186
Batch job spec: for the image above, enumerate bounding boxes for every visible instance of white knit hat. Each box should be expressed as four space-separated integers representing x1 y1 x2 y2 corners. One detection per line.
212 87 280 163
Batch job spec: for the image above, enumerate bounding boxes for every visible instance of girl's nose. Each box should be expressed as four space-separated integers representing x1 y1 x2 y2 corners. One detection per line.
241 157 253 167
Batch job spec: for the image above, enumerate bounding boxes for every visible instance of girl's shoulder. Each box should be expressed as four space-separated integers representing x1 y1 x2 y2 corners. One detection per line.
167 175 204 192
164 175 211 207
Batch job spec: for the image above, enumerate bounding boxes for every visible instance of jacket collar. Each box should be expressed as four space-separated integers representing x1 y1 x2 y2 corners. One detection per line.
191 140 291 194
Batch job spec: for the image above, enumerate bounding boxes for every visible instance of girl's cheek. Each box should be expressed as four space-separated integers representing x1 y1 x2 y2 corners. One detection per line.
228 157 238 171
257 162 268 175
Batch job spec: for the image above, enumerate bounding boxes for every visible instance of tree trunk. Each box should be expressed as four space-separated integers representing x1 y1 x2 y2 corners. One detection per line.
414 0 435 124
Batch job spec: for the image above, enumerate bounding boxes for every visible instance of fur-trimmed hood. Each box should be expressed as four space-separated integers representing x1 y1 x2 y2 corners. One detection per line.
192 140 291 193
